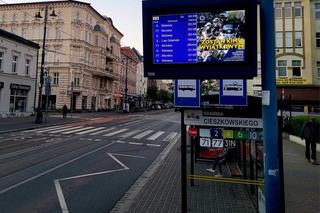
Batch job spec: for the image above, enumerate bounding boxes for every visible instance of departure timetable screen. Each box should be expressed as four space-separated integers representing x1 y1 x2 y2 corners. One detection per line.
152 10 246 64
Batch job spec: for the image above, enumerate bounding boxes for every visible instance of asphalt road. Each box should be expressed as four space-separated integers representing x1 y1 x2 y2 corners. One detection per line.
0 110 180 213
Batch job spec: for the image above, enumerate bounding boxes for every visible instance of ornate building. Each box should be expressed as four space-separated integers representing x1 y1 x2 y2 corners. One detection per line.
120 47 140 111
0 0 123 111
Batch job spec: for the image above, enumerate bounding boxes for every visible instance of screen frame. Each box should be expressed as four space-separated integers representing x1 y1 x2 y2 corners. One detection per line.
143 0 257 79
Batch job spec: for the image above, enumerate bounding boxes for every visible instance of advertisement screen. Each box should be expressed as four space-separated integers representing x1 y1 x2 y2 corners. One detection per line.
152 10 245 64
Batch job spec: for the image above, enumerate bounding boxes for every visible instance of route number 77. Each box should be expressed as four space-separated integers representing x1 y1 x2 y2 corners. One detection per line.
212 139 224 148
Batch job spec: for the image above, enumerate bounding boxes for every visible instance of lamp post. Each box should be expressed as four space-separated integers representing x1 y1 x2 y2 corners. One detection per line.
123 57 129 112
35 4 56 124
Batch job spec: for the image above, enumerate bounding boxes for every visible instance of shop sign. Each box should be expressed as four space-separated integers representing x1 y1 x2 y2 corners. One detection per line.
10 83 31 91
276 78 308 85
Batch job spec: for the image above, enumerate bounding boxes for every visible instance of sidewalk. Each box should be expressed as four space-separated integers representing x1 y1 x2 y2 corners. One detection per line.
112 134 320 213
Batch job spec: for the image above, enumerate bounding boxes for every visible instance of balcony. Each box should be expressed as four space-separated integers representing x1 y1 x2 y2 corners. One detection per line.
91 66 119 80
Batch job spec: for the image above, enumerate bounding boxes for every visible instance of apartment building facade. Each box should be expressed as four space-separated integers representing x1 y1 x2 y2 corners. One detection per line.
119 47 140 111
274 0 320 112
0 28 39 117
0 0 123 112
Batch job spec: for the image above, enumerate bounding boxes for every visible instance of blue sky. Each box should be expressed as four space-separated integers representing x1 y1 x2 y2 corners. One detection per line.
3 0 143 54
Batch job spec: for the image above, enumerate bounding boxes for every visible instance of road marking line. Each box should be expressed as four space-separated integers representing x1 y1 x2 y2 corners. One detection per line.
54 179 69 213
54 152 145 213
48 126 84 134
94 139 102 142
87 139 93 141
132 130 153 139
115 140 125 144
146 144 161 147
121 129 141 138
129 142 143 145
89 127 116 136
0 142 116 194
76 127 106 135
147 131 165 141
35 126 73 133
162 132 178 142
103 129 128 137
23 125 64 133
62 127 94 134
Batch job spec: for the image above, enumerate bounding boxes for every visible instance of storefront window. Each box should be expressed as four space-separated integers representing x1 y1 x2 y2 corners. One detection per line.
10 88 28 112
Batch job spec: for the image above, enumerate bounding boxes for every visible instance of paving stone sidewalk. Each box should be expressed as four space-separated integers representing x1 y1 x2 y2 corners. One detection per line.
112 141 256 213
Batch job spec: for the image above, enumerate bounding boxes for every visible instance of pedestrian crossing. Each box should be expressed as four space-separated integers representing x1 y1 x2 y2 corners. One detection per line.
23 125 179 142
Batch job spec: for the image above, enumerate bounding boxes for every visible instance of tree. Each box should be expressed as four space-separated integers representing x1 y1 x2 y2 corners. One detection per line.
158 89 171 103
201 80 217 95
146 85 159 104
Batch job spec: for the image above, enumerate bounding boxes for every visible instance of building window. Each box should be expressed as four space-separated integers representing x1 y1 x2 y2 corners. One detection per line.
12 13 16 22
95 35 99 46
10 88 28 112
316 3 320 19
53 72 59 85
25 59 30 75
55 27 62 40
317 61 320 78
23 12 27 21
276 32 283 47
278 60 287 77
284 2 292 18
285 32 292 47
45 28 49 39
294 2 301 17
292 60 301 77
0 52 3 71
74 73 81 86
1 14 6 23
53 51 60 63
21 28 27 38
275 3 282 18
316 32 320 48
12 55 18 73
295 32 302 47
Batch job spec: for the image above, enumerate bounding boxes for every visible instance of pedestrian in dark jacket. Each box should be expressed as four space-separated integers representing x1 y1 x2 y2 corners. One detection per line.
62 104 68 119
206 148 229 176
301 118 319 165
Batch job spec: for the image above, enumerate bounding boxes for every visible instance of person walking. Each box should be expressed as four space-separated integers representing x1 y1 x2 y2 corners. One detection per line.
301 118 319 165
62 104 68 119
206 148 229 177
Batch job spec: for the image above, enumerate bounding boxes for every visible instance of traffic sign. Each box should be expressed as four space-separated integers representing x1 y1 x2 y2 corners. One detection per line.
219 80 247 106
174 80 200 107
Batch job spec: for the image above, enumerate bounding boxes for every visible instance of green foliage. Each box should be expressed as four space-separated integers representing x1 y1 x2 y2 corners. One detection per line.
288 115 320 136
158 89 171 103
146 85 159 103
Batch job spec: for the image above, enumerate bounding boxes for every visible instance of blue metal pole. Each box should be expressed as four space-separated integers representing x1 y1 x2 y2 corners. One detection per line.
260 0 283 212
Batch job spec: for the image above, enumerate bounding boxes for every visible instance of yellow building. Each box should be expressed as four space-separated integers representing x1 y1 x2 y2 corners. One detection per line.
0 0 123 111
274 0 320 112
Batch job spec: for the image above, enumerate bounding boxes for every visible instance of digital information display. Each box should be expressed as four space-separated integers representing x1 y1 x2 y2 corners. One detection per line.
152 10 245 64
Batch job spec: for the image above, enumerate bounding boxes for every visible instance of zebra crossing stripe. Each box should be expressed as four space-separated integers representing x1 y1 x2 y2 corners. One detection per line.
62 127 95 134
147 131 165 141
23 125 65 133
121 130 141 138
103 129 128 137
76 127 106 135
132 130 154 139
89 127 116 136
162 132 178 142
48 126 84 134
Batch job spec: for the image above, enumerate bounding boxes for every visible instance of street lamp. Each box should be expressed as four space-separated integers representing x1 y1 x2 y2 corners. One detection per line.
35 4 57 123
124 58 128 112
